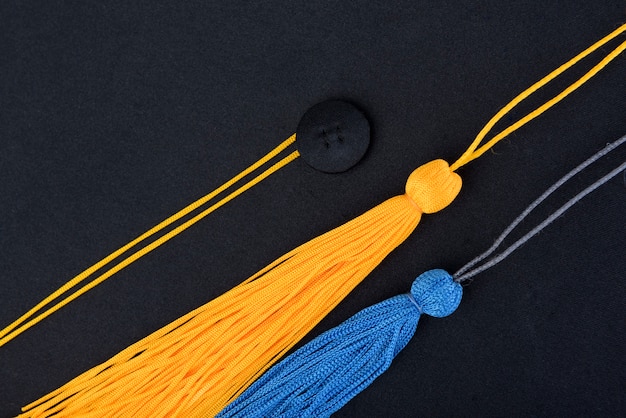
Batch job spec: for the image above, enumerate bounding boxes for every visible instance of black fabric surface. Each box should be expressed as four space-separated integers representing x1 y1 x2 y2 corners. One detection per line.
1 2 625 416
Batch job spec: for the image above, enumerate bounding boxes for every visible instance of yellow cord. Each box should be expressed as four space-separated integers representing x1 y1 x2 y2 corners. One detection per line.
0 135 298 348
450 23 626 171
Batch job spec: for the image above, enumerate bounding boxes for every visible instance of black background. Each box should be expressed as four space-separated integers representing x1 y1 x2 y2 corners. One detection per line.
1 1 625 416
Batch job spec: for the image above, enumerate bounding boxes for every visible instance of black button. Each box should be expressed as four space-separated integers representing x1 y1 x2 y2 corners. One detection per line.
296 100 370 173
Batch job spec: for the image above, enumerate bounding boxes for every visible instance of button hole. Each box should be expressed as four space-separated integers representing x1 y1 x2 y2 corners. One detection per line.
335 126 343 142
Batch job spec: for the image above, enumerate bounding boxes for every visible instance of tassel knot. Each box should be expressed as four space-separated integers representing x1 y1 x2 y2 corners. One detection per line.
405 159 462 213
410 269 462 317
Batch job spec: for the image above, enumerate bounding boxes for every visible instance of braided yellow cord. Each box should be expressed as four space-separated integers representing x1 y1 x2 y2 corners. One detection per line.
451 23 626 171
0 135 298 347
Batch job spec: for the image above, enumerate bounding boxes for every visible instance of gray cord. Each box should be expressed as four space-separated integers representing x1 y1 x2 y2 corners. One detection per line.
454 134 626 283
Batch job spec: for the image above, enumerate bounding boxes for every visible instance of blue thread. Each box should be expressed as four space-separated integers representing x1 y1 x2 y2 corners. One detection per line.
407 292 423 313
217 269 462 418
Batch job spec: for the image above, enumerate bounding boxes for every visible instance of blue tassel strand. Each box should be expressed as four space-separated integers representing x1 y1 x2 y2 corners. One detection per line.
218 269 462 418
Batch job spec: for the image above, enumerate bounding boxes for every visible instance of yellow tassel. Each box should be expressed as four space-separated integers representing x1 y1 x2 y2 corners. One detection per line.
20 161 461 417
19 24 625 418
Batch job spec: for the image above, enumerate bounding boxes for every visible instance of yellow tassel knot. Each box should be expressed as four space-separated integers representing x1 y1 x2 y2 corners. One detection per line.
405 159 462 214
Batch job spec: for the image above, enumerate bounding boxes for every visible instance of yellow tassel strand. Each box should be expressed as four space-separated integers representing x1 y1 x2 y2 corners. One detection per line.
20 23 625 418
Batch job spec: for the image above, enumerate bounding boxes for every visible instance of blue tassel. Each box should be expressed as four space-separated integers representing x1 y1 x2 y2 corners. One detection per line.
218 269 462 418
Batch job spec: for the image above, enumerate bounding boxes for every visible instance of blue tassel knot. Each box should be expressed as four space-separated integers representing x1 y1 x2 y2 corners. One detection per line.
410 268 462 317
218 269 462 418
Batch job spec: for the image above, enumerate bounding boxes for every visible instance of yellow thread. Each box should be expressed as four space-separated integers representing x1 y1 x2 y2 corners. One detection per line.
451 23 626 171
0 135 297 347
